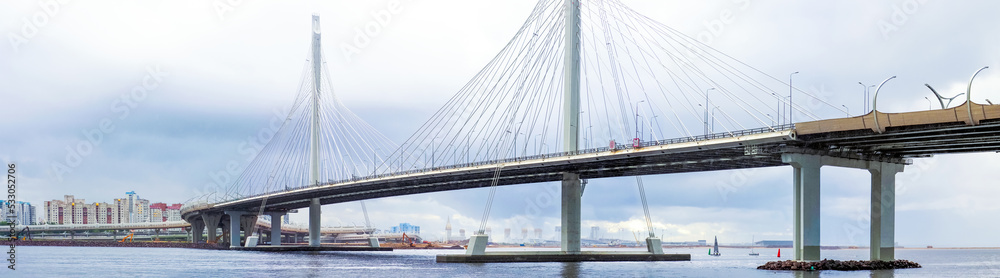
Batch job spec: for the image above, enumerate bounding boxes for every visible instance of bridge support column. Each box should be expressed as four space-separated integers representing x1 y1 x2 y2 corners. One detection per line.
202 213 222 244
191 220 205 243
870 162 903 261
792 166 802 260
784 153 907 262
309 198 321 247
784 154 822 261
561 173 582 254
240 214 258 246
267 212 285 246
224 211 245 248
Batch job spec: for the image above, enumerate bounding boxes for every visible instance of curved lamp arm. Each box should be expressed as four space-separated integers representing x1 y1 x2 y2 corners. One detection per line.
967 66 989 126
872 76 897 134
925 84 966 108
924 84 946 109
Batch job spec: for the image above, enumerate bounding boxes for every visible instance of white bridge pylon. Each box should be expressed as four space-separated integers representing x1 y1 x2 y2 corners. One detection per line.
199 14 403 248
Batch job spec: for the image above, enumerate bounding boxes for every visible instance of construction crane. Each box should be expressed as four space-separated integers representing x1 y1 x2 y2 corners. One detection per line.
120 232 134 243
16 226 31 241
401 233 415 247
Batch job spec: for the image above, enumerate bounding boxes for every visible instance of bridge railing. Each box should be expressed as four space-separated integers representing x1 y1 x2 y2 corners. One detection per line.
210 124 795 205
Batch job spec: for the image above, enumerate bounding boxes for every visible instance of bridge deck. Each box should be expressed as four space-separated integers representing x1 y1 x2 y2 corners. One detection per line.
186 129 795 216
796 102 1000 157
185 102 1000 218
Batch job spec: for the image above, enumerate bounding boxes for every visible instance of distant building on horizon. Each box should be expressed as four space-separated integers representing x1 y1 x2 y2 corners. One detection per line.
390 223 420 234
755 240 793 248
42 192 170 225
1 201 36 225
149 203 183 222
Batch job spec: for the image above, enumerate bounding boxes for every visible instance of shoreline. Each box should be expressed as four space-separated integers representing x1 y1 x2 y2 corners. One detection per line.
12 240 1000 250
13 240 224 249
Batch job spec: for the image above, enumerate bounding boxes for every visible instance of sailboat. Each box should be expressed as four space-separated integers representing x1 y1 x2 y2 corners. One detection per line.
709 236 721 256
748 235 759 256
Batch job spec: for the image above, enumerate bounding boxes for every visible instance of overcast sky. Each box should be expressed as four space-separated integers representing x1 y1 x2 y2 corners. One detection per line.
3 0 1000 247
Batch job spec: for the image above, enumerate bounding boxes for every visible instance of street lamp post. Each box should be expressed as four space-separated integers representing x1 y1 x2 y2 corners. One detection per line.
841 105 850 116
967 66 990 125
432 138 437 168
924 97 932 110
858 82 868 113
634 100 645 141
872 75 898 133
704 88 715 135
789 72 799 124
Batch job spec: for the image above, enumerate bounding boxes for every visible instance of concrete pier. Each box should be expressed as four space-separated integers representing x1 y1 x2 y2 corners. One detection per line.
646 237 664 254
267 211 285 246
787 155 822 261
870 162 903 261
466 234 489 255
309 198 321 247
782 153 905 262
191 220 205 243
239 214 258 246
561 173 582 254
224 211 245 248
202 213 221 243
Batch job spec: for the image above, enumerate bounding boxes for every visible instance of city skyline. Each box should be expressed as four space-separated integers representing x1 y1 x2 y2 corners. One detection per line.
3 0 1000 248
40 192 182 225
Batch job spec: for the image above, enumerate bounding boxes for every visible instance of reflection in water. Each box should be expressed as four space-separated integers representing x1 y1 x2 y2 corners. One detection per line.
870 269 895 278
789 269 895 278
562 262 581 278
793 271 819 278
306 251 324 278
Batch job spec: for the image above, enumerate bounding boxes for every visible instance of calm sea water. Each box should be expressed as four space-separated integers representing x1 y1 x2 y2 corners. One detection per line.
12 246 1000 277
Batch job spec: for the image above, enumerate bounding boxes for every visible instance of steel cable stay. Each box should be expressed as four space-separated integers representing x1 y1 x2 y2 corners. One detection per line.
581 4 708 138
605 2 785 121
390 0 562 171
635 176 655 238
613 0 844 117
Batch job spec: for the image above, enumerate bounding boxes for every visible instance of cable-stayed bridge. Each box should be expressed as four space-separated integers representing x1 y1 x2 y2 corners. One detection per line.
182 0 1000 262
